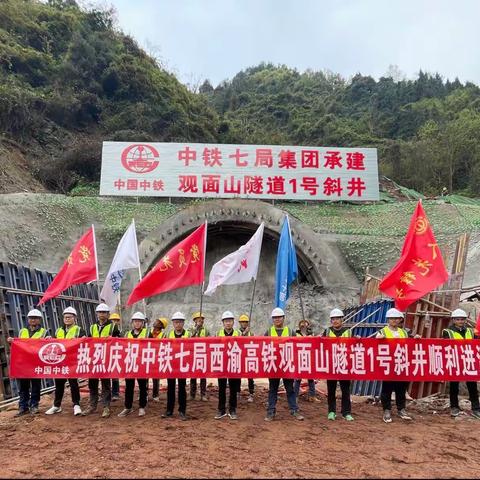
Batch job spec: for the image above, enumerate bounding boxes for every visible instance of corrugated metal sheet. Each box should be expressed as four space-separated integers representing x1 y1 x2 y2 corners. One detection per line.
0 262 99 400
344 299 394 397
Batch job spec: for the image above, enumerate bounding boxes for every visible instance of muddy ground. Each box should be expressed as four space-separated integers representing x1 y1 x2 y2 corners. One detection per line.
0 380 479 479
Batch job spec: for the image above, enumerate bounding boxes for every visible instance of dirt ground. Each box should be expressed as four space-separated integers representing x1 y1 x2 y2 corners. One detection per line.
0 380 479 479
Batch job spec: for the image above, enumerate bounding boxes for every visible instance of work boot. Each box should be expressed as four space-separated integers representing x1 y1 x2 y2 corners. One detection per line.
111 395 120 402
343 414 354 421
214 410 227 420
161 411 173 418
247 394 254 403
45 406 62 415
264 413 275 422
138 408 146 417
229 411 238 420
201 395 208 402
117 408 133 417
82 405 97 416
14 409 29 418
30 406 39 415
152 396 160 402
73 405 82 416
178 412 187 421
101 407 111 418
383 410 392 423
451 407 460 417
398 409 412 420
291 411 304 421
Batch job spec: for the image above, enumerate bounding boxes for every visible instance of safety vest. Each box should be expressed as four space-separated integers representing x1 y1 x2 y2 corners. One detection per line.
217 329 240 337
168 329 190 338
443 328 474 340
240 329 253 336
19 327 47 339
381 326 408 339
125 328 150 339
327 328 351 338
90 322 114 338
151 330 165 339
269 326 290 337
56 325 81 339
191 327 208 337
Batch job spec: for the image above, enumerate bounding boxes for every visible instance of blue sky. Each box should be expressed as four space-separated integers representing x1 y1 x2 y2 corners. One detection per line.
108 0 480 87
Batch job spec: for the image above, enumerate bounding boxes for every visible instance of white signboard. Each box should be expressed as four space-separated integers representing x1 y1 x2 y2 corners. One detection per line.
100 142 379 201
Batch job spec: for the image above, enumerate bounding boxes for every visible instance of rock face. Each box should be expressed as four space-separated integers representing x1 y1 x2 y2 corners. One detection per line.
121 199 360 334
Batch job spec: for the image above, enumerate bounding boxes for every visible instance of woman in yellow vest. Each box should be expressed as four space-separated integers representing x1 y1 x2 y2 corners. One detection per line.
45 306 85 417
118 312 152 417
8 309 47 417
214 311 241 420
161 311 189 420
189 312 210 402
264 308 304 422
151 317 168 402
442 308 480 418
376 307 412 423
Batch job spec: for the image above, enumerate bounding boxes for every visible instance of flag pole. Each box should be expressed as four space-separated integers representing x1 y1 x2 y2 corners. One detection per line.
199 220 208 318
91 223 101 301
132 218 147 316
286 215 305 322
248 278 257 323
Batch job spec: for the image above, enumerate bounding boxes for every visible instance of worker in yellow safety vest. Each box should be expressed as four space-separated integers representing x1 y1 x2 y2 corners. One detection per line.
45 306 86 417
376 307 412 423
214 311 241 420
118 312 152 417
239 313 255 403
442 308 480 419
189 311 210 402
109 312 122 401
151 317 167 402
294 319 319 404
162 311 189 420
264 308 304 422
322 309 354 421
83 303 121 418
8 309 48 417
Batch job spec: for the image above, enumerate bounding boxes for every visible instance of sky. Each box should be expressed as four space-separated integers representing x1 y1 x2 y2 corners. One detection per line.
106 0 480 88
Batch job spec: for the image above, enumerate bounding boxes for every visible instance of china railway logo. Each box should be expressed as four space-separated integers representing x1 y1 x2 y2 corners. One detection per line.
121 144 160 174
38 342 67 365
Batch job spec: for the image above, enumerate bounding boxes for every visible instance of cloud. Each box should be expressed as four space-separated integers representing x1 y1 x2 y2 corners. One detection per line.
109 0 480 86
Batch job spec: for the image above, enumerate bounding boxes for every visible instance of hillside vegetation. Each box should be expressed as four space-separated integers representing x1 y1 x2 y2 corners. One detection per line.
1 0 480 197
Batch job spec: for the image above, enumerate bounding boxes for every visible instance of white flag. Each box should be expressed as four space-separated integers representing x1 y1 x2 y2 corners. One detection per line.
204 223 264 296
100 220 140 310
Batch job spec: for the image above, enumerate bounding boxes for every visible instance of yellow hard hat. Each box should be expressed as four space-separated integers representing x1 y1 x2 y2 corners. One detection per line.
192 311 205 320
239 314 250 322
159 317 168 329
109 313 121 321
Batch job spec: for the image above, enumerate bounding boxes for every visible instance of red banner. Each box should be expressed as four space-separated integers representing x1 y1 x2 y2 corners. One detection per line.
9 337 480 381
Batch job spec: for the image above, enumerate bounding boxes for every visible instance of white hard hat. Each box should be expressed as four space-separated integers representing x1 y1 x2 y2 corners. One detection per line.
271 307 285 317
330 308 344 318
27 309 42 318
63 306 77 316
95 303 110 313
131 311 146 321
451 308 468 318
221 311 235 320
171 311 186 321
386 307 404 319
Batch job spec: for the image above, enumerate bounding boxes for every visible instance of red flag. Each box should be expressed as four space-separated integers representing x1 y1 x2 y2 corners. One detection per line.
38 226 98 305
127 223 206 305
379 201 449 311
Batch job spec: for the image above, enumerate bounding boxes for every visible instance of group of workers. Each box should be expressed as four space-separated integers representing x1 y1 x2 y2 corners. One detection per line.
8 303 480 423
